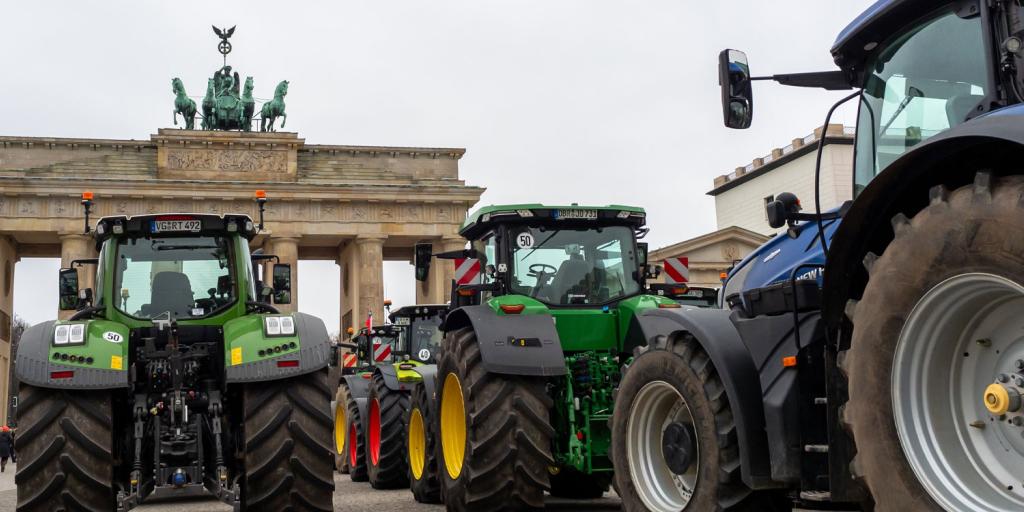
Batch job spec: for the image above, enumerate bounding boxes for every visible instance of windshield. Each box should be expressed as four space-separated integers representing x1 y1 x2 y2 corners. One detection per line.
510 225 640 305
114 236 236 319
854 9 988 195
399 315 443 362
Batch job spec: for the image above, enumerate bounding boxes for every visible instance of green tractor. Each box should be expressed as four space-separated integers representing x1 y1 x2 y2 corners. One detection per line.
413 203 678 510
14 193 335 511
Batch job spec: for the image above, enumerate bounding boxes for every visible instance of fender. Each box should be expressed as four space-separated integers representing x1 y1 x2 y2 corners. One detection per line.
636 307 774 489
16 320 130 390
442 305 567 377
342 374 371 431
824 104 1024 329
374 364 418 392
226 312 332 383
412 365 438 419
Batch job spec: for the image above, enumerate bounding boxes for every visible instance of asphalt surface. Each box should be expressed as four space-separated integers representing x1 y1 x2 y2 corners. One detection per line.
0 464 624 511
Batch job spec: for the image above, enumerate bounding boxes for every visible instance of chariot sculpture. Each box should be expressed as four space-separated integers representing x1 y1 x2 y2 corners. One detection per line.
171 26 289 132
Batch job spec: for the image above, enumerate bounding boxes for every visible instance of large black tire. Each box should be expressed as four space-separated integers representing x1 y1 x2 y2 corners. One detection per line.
334 384 351 474
549 468 610 500
437 326 554 511
612 335 791 512
408 381 441 503
242 370 334 512
366 372 411 489
15 385 114 512
841 173 1024 511
346 385 369 482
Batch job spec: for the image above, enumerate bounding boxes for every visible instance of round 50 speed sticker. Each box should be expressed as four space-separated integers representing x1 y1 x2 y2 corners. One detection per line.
104 331 124 343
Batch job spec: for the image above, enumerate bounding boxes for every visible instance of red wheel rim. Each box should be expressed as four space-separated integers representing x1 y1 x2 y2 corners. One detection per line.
349 422 358 467
368 399 381 465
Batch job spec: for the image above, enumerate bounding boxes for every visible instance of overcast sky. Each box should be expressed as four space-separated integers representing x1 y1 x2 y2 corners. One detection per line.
1 0 871 333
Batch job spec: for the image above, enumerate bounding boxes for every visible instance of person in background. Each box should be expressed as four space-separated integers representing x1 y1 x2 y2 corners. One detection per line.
0 426 12 472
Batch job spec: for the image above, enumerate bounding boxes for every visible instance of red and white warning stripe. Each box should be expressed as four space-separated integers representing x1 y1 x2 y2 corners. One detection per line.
373 339 392 362
663 257 690 284
455 258 482 285
343 353 358 368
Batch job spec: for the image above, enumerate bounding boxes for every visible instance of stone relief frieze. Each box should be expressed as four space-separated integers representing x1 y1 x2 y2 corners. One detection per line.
166 148 287 173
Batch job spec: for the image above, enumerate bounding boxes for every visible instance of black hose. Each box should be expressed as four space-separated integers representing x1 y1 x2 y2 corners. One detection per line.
814 91 861 257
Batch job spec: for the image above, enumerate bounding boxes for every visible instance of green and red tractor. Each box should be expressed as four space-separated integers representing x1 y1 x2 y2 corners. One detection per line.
412 203 680 510
14 193 335 511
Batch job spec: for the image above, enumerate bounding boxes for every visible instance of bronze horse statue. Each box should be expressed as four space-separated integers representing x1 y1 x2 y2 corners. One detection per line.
172 78 196 130
260 80 288 132
241 77 255 131
201 78 216 130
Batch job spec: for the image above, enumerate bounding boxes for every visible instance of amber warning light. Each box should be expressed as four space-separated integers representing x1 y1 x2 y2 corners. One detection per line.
81 191 94 201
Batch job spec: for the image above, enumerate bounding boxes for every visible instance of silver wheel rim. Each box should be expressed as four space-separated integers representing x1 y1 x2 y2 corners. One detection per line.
894 272 1024 511
626 380 698 512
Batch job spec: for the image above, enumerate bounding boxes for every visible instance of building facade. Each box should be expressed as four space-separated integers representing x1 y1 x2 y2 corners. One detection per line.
709 124 854 236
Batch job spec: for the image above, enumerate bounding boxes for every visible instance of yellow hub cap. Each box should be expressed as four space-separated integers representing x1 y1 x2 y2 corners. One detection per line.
334 401 347 455
409 408 426 480
440 373 467 480
984 383 1013 415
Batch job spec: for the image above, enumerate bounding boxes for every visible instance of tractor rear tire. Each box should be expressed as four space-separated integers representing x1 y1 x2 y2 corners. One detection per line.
438 326 554 511
15 385 114 512
612 335 791 512
367 372 410 489
843 174 1024 511
242 370 334 512
334 384 351 474
346 385 369 482
409 381 441 504
549 468 610 500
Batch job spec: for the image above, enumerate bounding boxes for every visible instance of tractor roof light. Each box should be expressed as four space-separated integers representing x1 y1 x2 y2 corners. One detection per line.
112 221 124 235
516 209 534 217
617 210 631 219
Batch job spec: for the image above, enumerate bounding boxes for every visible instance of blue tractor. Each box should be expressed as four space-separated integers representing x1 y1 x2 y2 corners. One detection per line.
612 1 1024 510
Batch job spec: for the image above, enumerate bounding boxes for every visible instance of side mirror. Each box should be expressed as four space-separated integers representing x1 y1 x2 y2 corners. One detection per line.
636 242 649 266
719 49 754 129
414 243 433 282
766 192 802 229
58 268 79 311
272 264 292 304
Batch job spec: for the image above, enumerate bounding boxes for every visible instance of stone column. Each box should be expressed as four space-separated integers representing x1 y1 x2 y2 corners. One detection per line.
264 236 299 313
415 236 465 305
59 234 97 320
355 236 386 328
0 236 16 427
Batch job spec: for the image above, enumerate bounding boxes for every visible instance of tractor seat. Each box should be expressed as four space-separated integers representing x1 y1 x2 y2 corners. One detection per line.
548 259 594 304
150 271 195 318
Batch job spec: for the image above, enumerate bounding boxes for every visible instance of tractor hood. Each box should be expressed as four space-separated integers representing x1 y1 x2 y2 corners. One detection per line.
722 215 841 311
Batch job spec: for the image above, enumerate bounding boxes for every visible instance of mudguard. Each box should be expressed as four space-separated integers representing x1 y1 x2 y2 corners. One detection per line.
636 307 774 489
343 373 372 400
443 305 567 377
375 364 419 392
226 312 332 383
824 104 1024 328
412 365 438 418
16 320 130 390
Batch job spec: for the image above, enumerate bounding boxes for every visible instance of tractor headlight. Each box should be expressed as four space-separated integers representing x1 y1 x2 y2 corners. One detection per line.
265 316 281 336
279 316 295 336
264 316 296 337
54 325 70 345
54 324 86 346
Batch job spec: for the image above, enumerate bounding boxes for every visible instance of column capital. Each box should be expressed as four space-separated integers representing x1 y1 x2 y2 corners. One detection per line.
354 235 387 246
268 235 301 244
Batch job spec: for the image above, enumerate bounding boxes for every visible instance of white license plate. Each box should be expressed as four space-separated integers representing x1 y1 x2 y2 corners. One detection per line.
556 209 598 220
152 220 202 233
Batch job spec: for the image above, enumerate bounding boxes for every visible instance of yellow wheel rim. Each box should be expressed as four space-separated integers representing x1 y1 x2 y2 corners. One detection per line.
440 373 466 480
409 407 426 480
334 401 347 455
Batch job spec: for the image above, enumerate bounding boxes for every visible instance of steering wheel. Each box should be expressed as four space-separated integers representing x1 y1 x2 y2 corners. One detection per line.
528 263 558 278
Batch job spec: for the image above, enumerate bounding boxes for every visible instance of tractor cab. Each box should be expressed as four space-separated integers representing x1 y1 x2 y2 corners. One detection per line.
349 324 403 367
416 204 654 310
389 304 447 364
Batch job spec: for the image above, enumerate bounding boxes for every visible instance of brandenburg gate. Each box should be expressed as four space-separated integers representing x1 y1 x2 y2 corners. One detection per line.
0 129 483 423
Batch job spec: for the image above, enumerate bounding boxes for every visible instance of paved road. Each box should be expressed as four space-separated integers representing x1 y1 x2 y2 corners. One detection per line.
0 464 623 511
